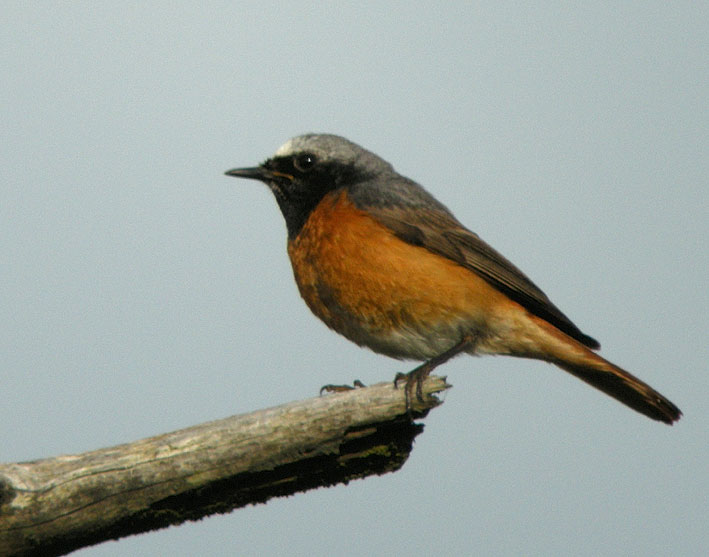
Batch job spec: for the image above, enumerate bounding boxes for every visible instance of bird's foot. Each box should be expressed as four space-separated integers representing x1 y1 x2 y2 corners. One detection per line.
319 379 366 396
394 363 435 412
394 334 476 412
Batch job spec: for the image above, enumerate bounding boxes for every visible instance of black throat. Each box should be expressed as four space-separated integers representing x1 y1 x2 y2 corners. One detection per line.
265 159 365 240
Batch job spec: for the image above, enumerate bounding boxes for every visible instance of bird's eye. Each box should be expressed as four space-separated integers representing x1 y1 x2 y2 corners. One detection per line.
293 153 317 173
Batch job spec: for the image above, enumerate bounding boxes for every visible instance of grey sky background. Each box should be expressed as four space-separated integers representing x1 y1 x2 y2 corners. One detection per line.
2 3 707 556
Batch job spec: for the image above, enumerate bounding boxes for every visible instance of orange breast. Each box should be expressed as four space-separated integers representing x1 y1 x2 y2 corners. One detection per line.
286 190 519 360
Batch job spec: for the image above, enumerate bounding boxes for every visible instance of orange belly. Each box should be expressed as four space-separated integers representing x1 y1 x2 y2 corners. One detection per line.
287 191 522 360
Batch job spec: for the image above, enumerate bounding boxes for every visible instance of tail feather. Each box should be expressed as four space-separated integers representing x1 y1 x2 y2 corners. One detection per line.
555 356 681 424
528 316 682 424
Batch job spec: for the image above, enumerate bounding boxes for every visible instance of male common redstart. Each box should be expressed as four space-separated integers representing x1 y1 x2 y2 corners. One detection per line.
225 134 681 424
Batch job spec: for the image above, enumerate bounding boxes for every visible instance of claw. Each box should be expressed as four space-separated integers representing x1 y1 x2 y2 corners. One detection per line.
393 365 433 412
319 380 366 396
393 334 476 412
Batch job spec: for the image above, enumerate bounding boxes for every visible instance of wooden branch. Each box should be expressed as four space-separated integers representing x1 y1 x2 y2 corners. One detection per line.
0 376 450 556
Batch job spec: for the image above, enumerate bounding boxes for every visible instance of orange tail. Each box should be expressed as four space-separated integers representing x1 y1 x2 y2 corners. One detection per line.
555 355 681 424
529 318 682 424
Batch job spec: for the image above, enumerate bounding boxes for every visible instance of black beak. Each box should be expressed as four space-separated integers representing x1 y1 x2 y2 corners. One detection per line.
224 166 271 182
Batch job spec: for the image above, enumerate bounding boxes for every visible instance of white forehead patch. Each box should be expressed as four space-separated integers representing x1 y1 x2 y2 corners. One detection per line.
269 134 387 172
272 134 334 159
274 138 297 157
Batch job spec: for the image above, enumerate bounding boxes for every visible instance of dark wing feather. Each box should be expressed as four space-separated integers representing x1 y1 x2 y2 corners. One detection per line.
368 205 600 350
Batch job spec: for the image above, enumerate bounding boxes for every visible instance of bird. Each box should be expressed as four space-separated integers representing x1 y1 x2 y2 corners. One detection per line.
225 134 681 424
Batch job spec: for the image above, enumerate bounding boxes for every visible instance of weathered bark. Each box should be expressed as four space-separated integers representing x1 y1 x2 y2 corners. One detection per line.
0 376 450 556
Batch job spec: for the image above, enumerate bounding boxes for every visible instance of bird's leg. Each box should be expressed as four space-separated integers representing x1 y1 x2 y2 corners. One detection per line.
394 334 476 409
319 379 366 395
